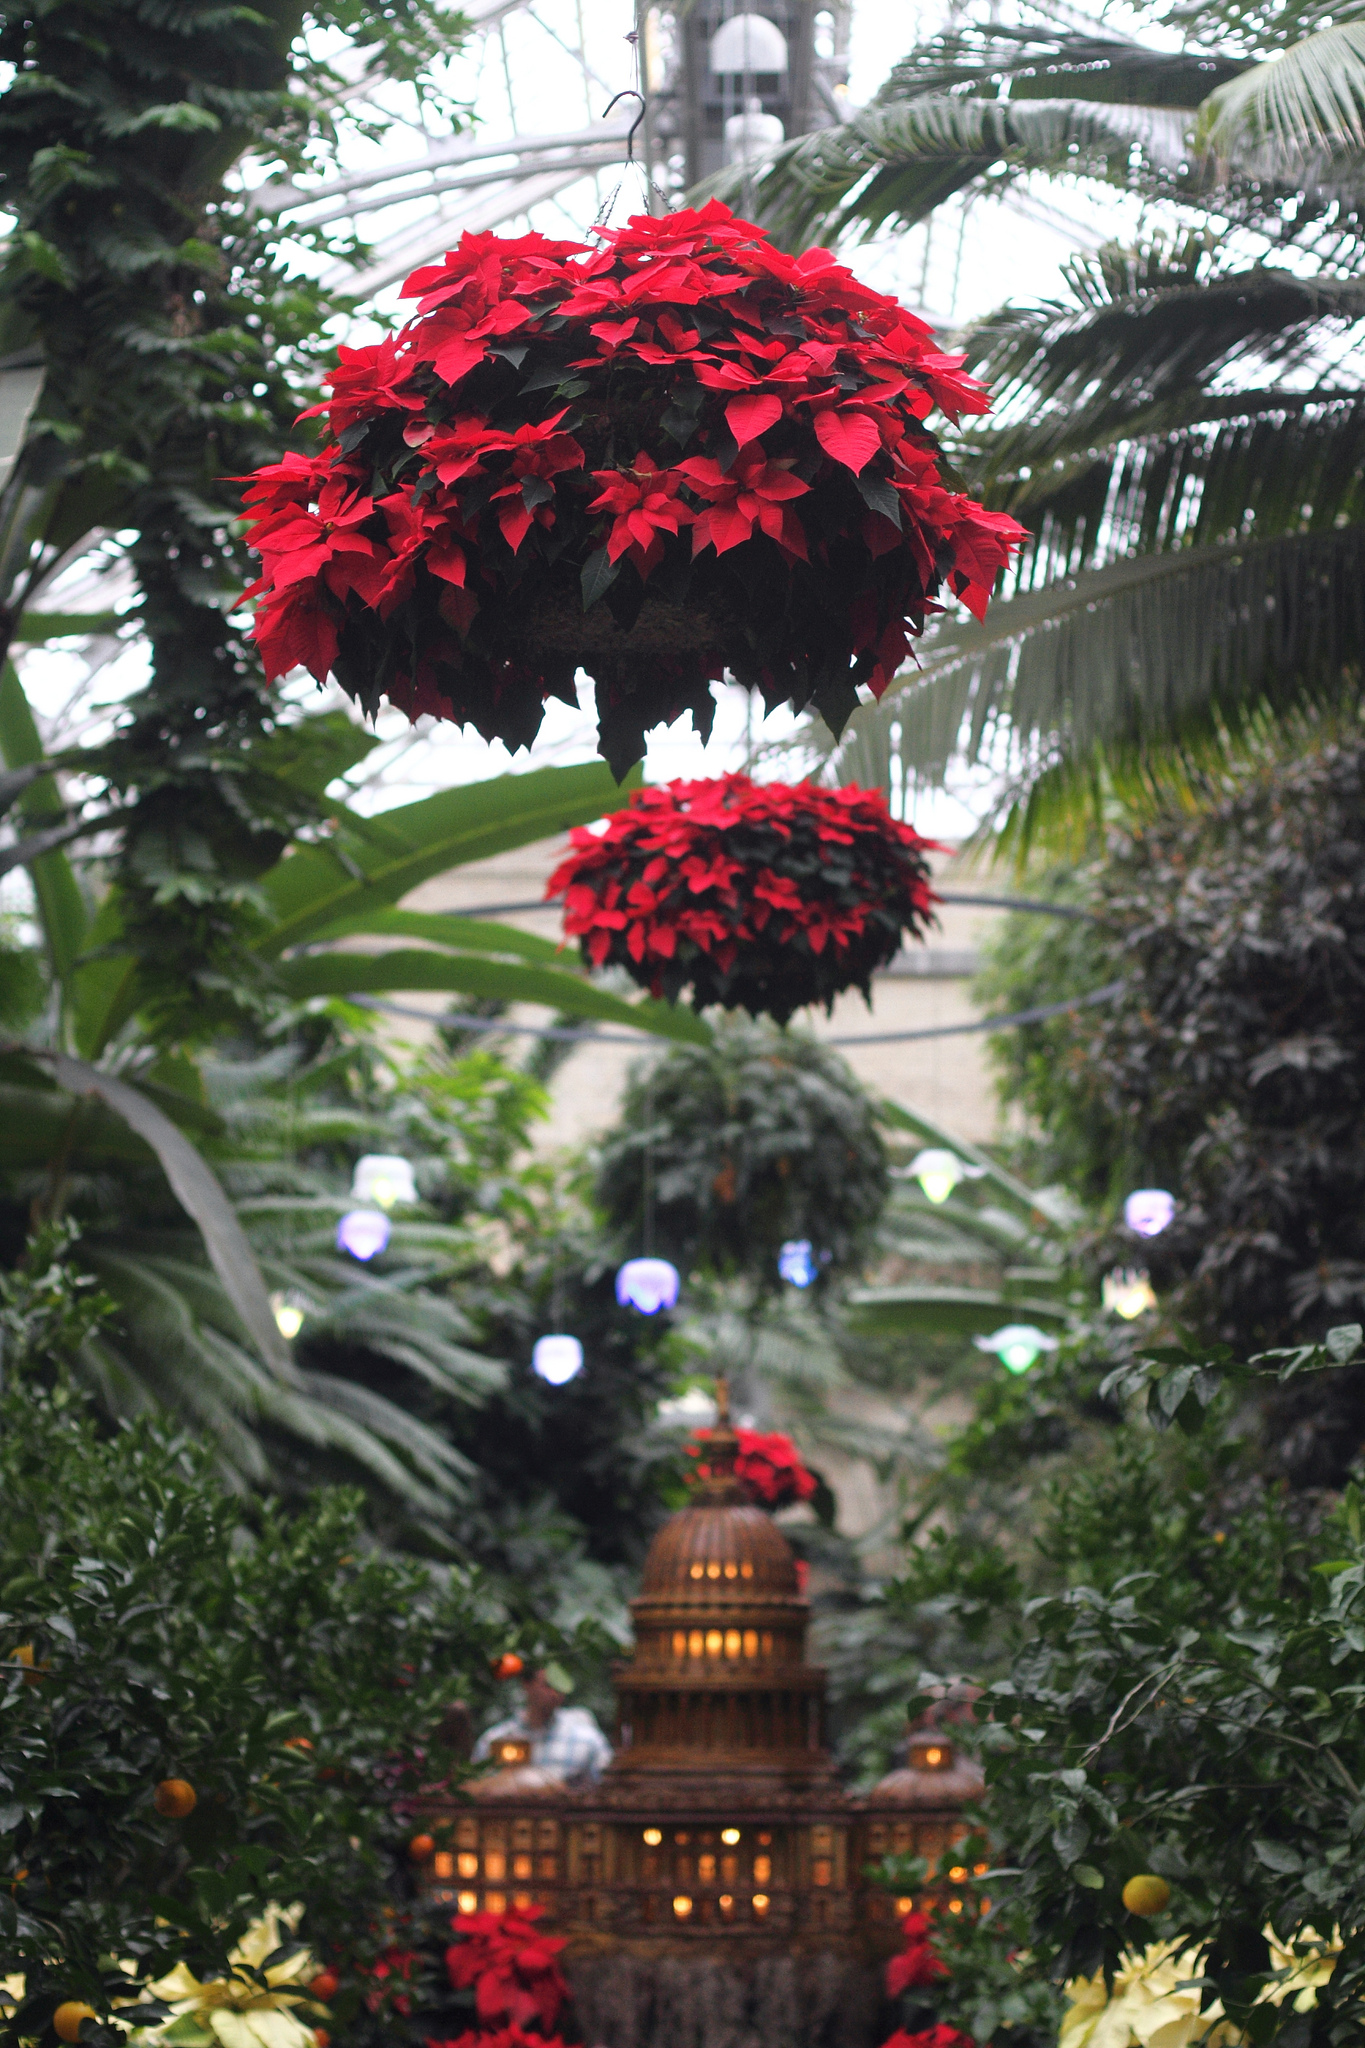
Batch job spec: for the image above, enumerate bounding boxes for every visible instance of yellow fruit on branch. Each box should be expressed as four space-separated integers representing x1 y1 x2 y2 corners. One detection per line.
153 1778 197 1819
1122 1874 1172 1916
54 2003 98 2042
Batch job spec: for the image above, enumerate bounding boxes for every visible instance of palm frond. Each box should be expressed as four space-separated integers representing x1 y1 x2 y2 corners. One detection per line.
706 95 1187 248
879 22 1249 110
894 526 1365 787
1197 23 1365 161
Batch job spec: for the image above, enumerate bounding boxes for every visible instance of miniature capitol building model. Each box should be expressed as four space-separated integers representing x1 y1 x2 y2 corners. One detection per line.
414 1387 985 2048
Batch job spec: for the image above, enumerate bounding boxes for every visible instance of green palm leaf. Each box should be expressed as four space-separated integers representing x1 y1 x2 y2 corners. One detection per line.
1197 23 1365 160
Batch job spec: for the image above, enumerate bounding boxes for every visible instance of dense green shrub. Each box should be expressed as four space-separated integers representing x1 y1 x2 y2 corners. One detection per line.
595 1019 888 1293
0 1229 502 2043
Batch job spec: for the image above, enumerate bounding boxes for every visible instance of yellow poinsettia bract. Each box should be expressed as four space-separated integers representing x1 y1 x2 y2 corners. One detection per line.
134 1905 320 2048
1060 1940 1243 2048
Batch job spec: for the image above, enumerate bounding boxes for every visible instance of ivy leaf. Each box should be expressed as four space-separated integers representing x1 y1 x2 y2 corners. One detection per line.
1327 1324 1363 1363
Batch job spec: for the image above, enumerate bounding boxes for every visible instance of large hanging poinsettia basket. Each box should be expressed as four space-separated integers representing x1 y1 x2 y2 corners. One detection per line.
241 201 1025 777
546 772 937 1023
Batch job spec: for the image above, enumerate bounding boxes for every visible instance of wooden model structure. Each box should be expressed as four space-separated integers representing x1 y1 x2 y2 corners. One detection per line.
414 1386 983 1967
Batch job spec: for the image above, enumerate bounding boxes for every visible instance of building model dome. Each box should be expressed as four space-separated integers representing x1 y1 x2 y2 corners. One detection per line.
412 1380 984 2044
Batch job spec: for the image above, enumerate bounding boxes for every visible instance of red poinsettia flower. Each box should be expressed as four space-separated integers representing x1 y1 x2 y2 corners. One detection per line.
444 1908 567 2034
675 448 809 560
888 1912 951 1995
587 452 694 576
548 773 938 1024
239 200 1025 775
686 1427 818 1509
883 2030 975 2048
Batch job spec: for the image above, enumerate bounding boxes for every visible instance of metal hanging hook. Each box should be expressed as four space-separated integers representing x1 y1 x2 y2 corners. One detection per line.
602 88 646 165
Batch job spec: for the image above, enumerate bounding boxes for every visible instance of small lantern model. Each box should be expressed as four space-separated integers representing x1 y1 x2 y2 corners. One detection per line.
239 203 1025 778
548 773 937 1023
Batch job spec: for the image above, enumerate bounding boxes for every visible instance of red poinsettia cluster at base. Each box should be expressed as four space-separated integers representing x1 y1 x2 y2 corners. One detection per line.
547 772 938 1023
888 1910 950 1995
443 1907 568 2035
239 201 1025 777
687 1425 818 1509
883 2028 975 2048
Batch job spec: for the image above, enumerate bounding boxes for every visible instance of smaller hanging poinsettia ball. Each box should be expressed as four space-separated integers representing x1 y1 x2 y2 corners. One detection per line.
546 772 938 1025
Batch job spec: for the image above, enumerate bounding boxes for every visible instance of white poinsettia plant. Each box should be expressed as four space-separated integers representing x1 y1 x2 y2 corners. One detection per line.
1060 1929 1343 2048
129 1905 323 2048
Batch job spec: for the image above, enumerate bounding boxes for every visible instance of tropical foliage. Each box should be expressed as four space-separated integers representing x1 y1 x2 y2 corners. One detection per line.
0 742 704 1514
727 1 1365 836
240 201 1023 776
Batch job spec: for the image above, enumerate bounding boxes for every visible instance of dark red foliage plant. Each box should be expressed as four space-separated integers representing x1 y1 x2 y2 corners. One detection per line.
240 201 1025 777
547 771 937 1023
687 1426 818 1509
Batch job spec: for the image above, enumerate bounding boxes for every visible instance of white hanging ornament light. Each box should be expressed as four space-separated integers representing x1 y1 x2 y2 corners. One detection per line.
1123 1188 1175 1238
615 1257 681 1315
532 1334 585 1385
336 1209 391 1261
351 1154 418 1209
908 1148 966 1205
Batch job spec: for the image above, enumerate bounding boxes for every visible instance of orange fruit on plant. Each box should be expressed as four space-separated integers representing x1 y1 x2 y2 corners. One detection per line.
315 2032 330 2047
308 1972 338 2003
491 1652 524 1680
54 2004 97 2043
408 1833 435 1861
153 1778 197 1818
284 1736 313 1752
1122 1874 1171 1916
13 1644 45 1686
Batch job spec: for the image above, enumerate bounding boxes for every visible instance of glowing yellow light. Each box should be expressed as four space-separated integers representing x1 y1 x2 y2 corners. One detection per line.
1102 1266 1158 1320
724 1561 738 1578
910 1149 964 1204
895 1897 915 1916
719 1894 734 1915
673 1896 693 1919
485 1891 506 1914
269 1292 305 1339
721 1829 741 1845
740 1560 753 1578
457 1853 478 1878
973 1863 990 1876
948 1898 964 1914
457 1892 478 1914
706 1630 723 1655
689 1562 704 1579
924 1746 943 1765
724 1629 742 1658
689 1630 704 1657
949 1867 968 1883
433 1852 454 1878
753 1856 771 1883
706 1561 721 1579
643 1828 662 1846
752 1894 770 1917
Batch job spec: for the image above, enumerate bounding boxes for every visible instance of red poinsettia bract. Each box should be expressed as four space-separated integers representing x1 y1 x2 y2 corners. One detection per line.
887 1911 951 1996
547 772 938 1024
239 202 1025 776
883 2029 975 2048
687 1427 818 1509
444 1908 567 2034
